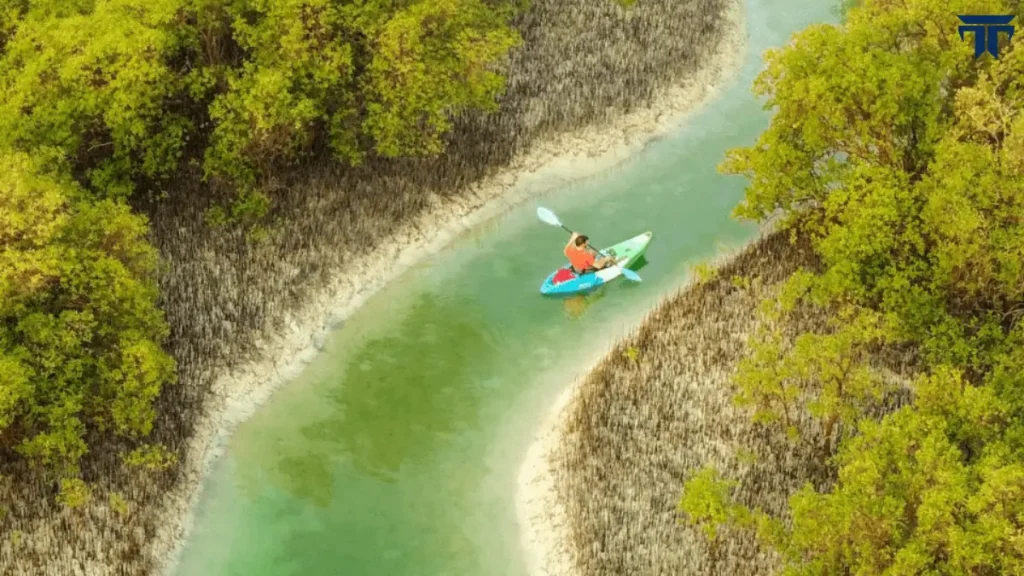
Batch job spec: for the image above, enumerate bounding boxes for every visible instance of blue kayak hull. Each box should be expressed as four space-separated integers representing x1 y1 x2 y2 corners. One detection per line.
539 231 652 295
540 271 605 295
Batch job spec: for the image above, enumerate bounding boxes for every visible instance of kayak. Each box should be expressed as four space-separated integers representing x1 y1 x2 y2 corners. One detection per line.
539 231 653 295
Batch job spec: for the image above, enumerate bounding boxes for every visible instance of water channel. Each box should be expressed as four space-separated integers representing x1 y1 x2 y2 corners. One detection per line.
175 1 840 573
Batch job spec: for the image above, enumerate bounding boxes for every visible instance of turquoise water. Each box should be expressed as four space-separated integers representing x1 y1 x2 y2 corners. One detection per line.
174 1 839 574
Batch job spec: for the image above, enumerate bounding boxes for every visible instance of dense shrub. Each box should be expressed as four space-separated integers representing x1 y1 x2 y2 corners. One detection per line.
681 0 1024 572
0 0 520 476
0 150 174 476
0 0 521 205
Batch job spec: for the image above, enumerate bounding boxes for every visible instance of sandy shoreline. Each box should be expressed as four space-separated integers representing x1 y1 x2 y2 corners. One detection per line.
517 376 583 576
149 0 748 572
512 1 748 574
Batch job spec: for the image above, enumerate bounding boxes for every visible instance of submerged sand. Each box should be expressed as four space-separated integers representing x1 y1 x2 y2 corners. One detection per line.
150 0 747 573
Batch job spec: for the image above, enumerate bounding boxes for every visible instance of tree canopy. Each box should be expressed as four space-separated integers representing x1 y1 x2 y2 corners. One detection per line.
722 0 1023 373
0 0 522 483
0 0 522 201
0 150 174 476
682 0 1024 572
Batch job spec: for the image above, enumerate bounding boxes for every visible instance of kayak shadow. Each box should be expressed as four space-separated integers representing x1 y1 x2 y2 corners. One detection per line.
563 290 605 319
627 255 650 272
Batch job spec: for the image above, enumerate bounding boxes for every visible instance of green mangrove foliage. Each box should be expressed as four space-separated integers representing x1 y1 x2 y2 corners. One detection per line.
733 301 892 455
0 0 520 479
0 151 175 476
363 0 521 157
0 0 522 204
722 0 1023 370
0 0 192 198
774 363 1024 574
0 0 27 51
678 468 756 555
681 0 1024 572
685 361 1024 574
203 0 520 194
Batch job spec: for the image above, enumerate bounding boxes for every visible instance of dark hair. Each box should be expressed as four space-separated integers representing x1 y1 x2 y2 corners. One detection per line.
574 235 588 247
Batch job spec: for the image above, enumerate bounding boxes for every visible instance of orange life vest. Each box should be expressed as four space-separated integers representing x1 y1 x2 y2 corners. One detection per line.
564 245 595 272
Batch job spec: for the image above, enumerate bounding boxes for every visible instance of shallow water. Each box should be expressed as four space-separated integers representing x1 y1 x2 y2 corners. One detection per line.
174 1 840 574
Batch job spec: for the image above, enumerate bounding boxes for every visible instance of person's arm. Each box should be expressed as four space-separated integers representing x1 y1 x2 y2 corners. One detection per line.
565 232 579 251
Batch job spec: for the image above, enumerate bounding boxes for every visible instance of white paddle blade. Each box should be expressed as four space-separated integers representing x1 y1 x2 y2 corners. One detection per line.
621 267 642 282
536 206 562 227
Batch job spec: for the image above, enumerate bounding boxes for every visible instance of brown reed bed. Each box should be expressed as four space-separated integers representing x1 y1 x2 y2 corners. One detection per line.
0 0 740 574
549 229 922 575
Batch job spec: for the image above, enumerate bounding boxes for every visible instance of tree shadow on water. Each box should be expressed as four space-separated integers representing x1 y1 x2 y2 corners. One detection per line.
235 292 497 508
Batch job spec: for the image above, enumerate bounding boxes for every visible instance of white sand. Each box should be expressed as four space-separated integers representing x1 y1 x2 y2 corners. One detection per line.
149 0 748 573
517 380 582 576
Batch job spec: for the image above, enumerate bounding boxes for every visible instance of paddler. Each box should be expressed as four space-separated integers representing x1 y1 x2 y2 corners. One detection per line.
564 232 615 275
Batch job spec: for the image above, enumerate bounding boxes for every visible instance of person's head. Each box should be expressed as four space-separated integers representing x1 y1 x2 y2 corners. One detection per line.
574 234 589 248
